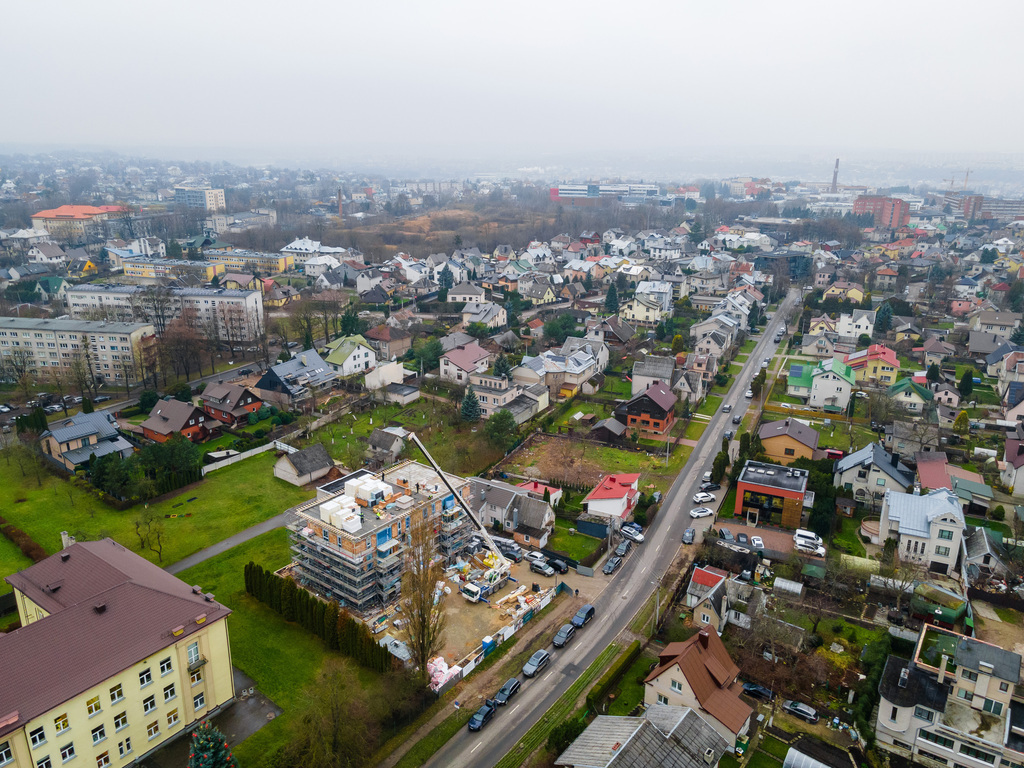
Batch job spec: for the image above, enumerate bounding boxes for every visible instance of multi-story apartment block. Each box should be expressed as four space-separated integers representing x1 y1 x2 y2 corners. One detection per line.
853 195 911 228
879 488 965 575
205 249 294 274
0 317 156 386
66 285 264 341
174 186 225 212
30 205 125 242
122 256 225 284
876 626 1023 768
0 539 234 768
288 462 472 613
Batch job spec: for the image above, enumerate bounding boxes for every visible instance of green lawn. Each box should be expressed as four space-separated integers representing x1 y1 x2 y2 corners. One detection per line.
719 485 737 518
556 402 612 428
685 421 707 440
549 518 603 561
748 752 783 768
697 396 723 416
0 452 310 584
728 363 743 375
711 378 734 395
995 607 1022 624
740 339 756 353
607 652 657 715
966 516 1011 537
734 354 749 363
833 515 868 557
0 534 32 595
759 735 791 760
601 376 633 398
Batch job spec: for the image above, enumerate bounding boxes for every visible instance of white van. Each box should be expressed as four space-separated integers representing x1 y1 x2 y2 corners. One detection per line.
793 529 823 547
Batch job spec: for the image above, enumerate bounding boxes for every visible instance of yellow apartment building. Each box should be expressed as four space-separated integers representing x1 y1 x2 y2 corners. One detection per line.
122 257 225 283
205 249 294 274
0 539 234 768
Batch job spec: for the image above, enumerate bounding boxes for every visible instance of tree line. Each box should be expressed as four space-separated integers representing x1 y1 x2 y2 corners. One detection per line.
90 434 202 501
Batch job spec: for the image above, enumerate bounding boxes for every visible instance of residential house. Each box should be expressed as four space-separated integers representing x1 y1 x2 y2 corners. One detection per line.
917 336 956 368
200 383 262 427
807 314 837 337
734 460 808 529
932 382 960 408
585 316 636 347
631 356 676 397
365 325 412 361
583 473 640 521
66 257 97 278
468 372 548 424
365 429 405 466
823 281 865 303
589 418 627 445
512 348 599 399
33 276 70 302
0 540 234 768
26 243 66 267
971 332 1009 358
875 626 1022 768
893 317 924 344
254 351 338 407
325 334 377 376
801 334 841 359
140 399 216 443
999 424 1024 491
469 477 555 549
969 311 1021 339
615 382 677 435
264 284 299 307
683 353 717 388
355 268 383 294
837 309 876 342
554 705 729 768
833 444 914 509
888 378 934 416
694 330 730 358
885 421 941 456
875 267 899 291
439 331 475 353
684 565 728 610
620 295 666 328
643 629 753 742
844 344 899 386
448 283 485 304
40 412 135 471
462 301 507 329
878 488 964 575
303 254 341 277
964 527 1012 579
559 337 608 370
757 418 820 464
273 443 334 486
516 480 563 508
785 358 856 411
520 282 558 305
439 343 490 384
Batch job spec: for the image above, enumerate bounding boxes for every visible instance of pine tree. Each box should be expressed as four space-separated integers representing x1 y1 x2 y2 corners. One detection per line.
874 302 893 336
186 721 238 768
280 579 297 622
958 369 975 399
493 353 512 378
460 386 481 422
1011 325 1024 345
604 283 619 314
926 363 941 382
324 603 340 649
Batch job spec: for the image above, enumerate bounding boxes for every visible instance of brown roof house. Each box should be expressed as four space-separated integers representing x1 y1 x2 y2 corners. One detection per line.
643 628 753 742
365 324 412 361
273 443 334 486
200 382 263 427
757 418 820 464
0 539 234 763
140 399 218 443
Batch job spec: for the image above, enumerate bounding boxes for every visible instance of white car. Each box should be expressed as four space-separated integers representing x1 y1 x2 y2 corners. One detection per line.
621 527 645 544
745 389 754 398
795 542 826 557
524 552 547 564
751 536 765 550
689 507 714 519
693 492 716 504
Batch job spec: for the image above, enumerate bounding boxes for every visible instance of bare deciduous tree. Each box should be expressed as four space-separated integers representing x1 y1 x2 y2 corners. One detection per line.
399 512 448 682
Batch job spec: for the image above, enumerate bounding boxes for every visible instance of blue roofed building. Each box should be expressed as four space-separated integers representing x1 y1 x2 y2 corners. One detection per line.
879 488 965 575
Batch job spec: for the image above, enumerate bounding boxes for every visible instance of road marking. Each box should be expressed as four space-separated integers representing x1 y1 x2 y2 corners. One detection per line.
510 704 520 715
544 671 554 682
621 591 629 599
471 742 482 753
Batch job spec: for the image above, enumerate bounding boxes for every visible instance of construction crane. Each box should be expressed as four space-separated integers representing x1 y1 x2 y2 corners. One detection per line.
406 432 512 601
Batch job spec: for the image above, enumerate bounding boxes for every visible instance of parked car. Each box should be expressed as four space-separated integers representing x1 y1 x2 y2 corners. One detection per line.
751 536 764 549
623 522 643 534
700 482 721 492
743 682 774 701
94 395 111 403
744 389 754 398
724 430 734 440
693 492 715 504
682 528 696 545
553 624 576 648
795 542 826 558
602 556 622 575
722 404 732 413
621 527 644 544
530 560 556 577
782 700 819 723
761 360 770 368
737 533 749 545
468 699 497 731
689 507 713 519
524 552 546 564
571 604 595 628
702 471 712 482
238 368 254 376
502 548 524 563
523 649 551 678
614 541 631 557
285 341 300 348
548 559 569 574
719 529 735 542
732 414 743 424
494 678 520 706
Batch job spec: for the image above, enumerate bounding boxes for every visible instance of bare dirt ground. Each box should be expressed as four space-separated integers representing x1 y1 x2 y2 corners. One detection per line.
973 601 1024 660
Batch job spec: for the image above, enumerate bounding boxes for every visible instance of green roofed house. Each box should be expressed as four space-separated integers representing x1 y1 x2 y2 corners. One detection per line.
785 357 855 411
887 378 934 416
34 276 70 301
324 334 377 376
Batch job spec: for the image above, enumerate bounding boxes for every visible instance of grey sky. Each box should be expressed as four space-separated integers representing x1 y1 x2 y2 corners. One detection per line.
3 0 1020 165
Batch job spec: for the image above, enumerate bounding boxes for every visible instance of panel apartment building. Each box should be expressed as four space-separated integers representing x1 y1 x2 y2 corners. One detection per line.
173 186 225 212
121 256 226 284
0 317 156 386
204 248 294 274
288 462 473 614
66 284 264 341
0 539 234 768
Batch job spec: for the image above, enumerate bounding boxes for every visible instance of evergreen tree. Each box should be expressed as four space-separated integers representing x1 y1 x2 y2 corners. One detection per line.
874 302 893 336
926 363 941 382
438 265 454 291
186 721 238 768
583 272 593 291
1011 325 1024 345
460 386 481 421
82 398 94 414
303 327 314 350
493 353 512 378
604 283 619 314
280 578 297 622
958 368 975 399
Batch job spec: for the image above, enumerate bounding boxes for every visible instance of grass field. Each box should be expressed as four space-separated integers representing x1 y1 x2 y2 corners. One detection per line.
0 451 311 585
698 396 723 416
549 518 603 561
740 339 756 353
833 514 868 558
759 735 791 760
966 515 1011 537
607 652 657 715
685 420 707 440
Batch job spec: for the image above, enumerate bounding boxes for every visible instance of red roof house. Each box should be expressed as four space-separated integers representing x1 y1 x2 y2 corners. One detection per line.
583 473 641 520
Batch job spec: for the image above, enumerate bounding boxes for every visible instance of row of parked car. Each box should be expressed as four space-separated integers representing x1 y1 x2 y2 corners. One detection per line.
603 521 644 575
468 603 598 732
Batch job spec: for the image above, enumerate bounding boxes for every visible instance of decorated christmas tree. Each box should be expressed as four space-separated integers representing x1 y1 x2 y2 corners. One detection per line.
187 722 238 768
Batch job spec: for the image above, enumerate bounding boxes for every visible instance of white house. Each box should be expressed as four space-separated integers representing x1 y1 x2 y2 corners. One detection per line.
833 444 915 509
324 335 378 376
582 473 640 520
878 488 965 575
303 254 341 277
439 342 490 384
462 301 506 329
449 283 485 304
837 309 876 342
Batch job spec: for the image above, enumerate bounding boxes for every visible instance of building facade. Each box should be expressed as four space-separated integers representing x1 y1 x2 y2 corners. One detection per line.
174 186 226 212
878 488 964 575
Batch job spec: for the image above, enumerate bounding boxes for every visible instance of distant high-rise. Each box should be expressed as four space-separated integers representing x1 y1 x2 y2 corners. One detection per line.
174 186 226 212
852 195 910 229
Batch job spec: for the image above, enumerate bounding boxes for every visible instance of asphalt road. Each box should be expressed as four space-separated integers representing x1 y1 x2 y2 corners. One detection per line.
425 289 799 768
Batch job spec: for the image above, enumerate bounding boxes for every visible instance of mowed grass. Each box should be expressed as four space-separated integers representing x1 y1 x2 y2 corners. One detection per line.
549 518 603 561
0 452 310 583
697 395 723 416
684 420 707 440
607 652 656 715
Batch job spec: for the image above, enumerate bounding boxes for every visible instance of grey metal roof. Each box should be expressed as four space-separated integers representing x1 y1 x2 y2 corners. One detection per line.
882 488 963 539
632 356 675 380
62 436 135 464
834 444 914 487
0 317 152 334
955 635 1021 682
45 411 119 443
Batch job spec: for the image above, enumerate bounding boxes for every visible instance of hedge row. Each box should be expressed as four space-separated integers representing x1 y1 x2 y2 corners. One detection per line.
0 516 47 562
244 561 393 674
586 639 641 713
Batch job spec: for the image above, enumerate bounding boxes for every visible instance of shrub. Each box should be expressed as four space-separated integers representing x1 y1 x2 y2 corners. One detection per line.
633 509 647 527
991 505 1006 522
547 718 588 755
271 416 283 426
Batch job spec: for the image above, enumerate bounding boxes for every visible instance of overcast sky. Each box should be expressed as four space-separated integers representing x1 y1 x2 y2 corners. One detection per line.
3 0 1020 170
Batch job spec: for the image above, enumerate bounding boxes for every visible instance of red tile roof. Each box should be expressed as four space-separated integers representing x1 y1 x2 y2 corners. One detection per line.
32 204 125 220
691 565 728 588
584 473 641 501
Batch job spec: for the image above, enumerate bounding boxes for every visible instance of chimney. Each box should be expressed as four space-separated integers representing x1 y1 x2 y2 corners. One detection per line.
60 552 70 563
891 452 900 467
93 603 106 614
301 355 307 366
698 628 710 648
898 667 909 688
939 654 950 684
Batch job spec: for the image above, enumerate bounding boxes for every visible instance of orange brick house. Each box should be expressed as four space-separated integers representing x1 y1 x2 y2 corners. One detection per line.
139 399 217 443
200 383 263 427
615 381 677 435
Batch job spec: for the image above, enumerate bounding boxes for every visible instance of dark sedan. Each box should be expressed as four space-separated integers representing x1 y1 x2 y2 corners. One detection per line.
494 678 520 706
